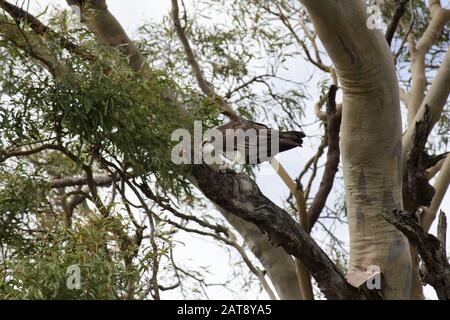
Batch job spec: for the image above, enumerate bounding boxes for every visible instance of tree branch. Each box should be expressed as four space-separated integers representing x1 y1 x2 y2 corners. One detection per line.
0 143 60 162
0 0 93 61
170 0 239 120
403 104 436 212
269 157 314 299
192 164 381 299
407 6 450 123
159 215 277 299
50 174 119 188
66 0 144 71
422 152 450 231
381 209 450 300
307 85 341 230
300 0 410 298
0 15 66 76
403 48 450 177
385 0 410 47
66 0 300 300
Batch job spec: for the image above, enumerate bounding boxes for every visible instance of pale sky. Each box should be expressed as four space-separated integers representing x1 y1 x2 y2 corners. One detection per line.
19 0 450 300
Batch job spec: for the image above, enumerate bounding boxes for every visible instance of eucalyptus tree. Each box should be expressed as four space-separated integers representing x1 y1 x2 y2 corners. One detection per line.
0 0 448 299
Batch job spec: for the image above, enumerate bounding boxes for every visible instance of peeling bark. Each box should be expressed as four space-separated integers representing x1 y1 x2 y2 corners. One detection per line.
403 105 436 212
403 48 450 165
382 209 450 299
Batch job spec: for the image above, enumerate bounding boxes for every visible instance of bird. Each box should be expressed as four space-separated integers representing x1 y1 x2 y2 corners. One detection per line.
201 119 305 172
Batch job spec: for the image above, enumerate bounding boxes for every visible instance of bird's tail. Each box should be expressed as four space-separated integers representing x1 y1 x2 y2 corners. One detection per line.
279 131 305 152
280 131 305 144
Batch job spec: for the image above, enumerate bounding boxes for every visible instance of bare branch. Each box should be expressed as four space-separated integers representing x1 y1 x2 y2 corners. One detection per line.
407 6 450 122
385 0 410 47
161 216 277 299
50 174 118 188
298 139 326 182
381 209 450 300
257 1 331 73
270 157 314 299
403 104 436 212
307 85 341 230
138 182 229 237
437 211 447 256
403 48 450 173
0 143 59 162
192 164 381 299
422 152 450 231
427 156 447 179
171 0 239 120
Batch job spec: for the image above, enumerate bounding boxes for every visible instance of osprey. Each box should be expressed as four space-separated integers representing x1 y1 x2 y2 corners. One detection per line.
201 119 305 171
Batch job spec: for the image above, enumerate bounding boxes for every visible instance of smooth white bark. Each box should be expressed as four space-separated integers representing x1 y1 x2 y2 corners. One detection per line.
300 0 412 298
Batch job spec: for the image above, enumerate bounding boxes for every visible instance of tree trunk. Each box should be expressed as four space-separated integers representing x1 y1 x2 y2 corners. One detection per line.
300 0 413 299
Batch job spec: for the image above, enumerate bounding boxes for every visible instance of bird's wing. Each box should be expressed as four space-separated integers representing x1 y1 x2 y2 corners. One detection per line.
245 120 270 130
223 126 279 164
216 119 283 164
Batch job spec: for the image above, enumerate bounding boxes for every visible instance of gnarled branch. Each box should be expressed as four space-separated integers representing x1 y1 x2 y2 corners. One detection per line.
192 164 381 299
381 209 450 300
403 104 436 212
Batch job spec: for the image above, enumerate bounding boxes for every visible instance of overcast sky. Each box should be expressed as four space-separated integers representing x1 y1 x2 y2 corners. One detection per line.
20 0 450 300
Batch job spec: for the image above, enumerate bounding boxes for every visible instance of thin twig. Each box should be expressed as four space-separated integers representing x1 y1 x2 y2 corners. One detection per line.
171 0 239 120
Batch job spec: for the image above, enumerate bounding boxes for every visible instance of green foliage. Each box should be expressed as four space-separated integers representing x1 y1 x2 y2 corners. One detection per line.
0 17 214 196
0 0 448 300
0 168 49 250
0 13 188 299
0 215 148 299
137 4 307 130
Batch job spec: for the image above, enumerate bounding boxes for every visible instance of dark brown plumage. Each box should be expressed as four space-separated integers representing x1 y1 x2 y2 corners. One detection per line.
202 119 305 166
